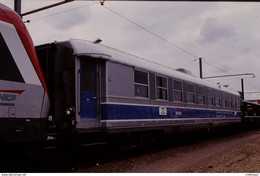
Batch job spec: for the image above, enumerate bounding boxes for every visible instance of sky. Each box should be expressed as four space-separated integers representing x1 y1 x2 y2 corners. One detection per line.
2 0 260 100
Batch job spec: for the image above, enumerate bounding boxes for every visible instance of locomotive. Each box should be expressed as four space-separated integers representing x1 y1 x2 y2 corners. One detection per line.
0 3 244 149
0 3 49 144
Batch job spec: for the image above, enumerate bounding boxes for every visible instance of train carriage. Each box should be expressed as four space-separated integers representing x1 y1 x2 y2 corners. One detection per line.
36 39 241 137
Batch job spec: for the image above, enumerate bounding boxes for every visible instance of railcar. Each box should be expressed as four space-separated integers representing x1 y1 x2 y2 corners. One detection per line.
35 39 241 144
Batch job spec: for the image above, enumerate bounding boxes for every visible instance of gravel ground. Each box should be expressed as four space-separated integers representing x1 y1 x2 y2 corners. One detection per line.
79 128 260 173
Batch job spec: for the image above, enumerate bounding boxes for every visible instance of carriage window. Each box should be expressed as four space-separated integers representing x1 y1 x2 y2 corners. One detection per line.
81 60 96 92
156 76 167 100
207 89 214 106
233 96 237 108
134 70 148 98
187 83 195 103
198 87 205 104
234 97 238 108
173 80 183 102
215 91 221 107
215 98 221 106
228 94 232 108
222 94 227 107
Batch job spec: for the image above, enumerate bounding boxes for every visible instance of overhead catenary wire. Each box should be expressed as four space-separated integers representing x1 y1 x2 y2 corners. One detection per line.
203 59 232 75
98 2 260 92
25 1 245 79
244 79 260 91
23 1 255 79
98 2 260 93
205 56 252 76
24 2 97 22
98 3 240 73
24 1 259 92
98 2 199 59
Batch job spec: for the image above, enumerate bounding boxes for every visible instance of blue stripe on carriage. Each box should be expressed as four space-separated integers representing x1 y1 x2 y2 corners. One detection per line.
100 104 241 120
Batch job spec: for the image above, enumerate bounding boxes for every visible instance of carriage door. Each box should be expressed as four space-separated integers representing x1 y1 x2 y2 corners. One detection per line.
80 59 98 122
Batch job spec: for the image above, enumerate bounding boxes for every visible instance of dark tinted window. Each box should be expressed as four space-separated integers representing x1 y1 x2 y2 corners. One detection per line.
215 98 221 106
186 83 195 103
81 59 96 92
187 93 195 103
187 84 194 93
173 80 182 91
207 89 214 105
134 70 148 85
207 89 214 97
198 87 205 104
174 91 182 101
156 76 167 88
135 84 148 98
198 87 204 95
207 97 214 105
228 94 232 107
0 33 24 82
222 94 228 107
234 97 238 108
157 88 167 100
215 91 221 107
156 76 167 100
134 70 149 98
173 80 182 102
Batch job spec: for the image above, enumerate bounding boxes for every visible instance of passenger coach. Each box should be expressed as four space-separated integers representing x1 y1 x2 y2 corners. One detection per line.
36 39 241 135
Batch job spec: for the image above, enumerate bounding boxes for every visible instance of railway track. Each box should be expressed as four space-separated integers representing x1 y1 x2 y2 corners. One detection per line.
1 123 258 173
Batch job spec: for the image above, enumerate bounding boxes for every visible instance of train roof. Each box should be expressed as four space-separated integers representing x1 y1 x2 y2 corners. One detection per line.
59 39 239 96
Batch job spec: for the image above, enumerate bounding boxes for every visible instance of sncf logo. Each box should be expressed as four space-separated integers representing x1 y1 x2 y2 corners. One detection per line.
0 90 25 102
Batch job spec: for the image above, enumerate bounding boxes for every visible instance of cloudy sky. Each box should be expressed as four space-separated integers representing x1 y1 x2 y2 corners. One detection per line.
2 0 260 100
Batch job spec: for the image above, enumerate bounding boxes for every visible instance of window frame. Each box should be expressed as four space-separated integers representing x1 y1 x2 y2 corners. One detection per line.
173 80 183 102
234 96 238 108
228 94 232 108
207 89 214 106
155 74 168 100
186 83 195 104
215 91 221 107
198 86 205 105
222 93 228 108
134 69 149 98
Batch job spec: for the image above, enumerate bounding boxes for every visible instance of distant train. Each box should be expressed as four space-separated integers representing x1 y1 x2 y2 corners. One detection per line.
0 3 249 150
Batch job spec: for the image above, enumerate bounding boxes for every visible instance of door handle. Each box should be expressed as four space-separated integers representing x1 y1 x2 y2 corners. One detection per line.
93 97 97 100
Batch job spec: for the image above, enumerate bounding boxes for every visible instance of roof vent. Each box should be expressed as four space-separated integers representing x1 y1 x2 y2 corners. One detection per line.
93 38 102 44
175 68 192 75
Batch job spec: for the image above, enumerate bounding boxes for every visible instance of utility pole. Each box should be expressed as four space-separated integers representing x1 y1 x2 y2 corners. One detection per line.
14 0 21 15
21 0 74 17
240 78 246 123
199 58 203 79
13 0 74 17
198 59 254 104
241 78 244 100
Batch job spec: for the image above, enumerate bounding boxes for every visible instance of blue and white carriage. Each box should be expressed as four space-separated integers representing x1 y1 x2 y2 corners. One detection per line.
36 39 241 136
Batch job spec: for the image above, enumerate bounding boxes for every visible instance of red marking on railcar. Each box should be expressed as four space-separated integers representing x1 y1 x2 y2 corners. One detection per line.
0 4 49 97
0 8 11 23
0 90 25 95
